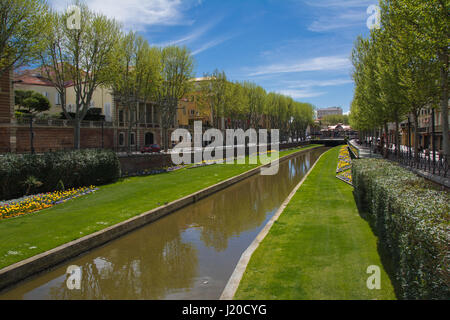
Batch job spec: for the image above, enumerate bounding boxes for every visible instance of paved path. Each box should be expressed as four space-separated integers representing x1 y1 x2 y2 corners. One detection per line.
349 140 382 159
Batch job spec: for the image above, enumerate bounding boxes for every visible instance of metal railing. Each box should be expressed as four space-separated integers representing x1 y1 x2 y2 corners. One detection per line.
385 149 448 178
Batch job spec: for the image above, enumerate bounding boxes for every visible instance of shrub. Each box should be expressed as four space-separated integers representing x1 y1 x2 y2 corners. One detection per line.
352 159 449 300
0 150 121 201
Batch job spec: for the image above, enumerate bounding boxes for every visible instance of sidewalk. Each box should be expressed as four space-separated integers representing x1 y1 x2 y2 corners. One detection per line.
348 140 382 159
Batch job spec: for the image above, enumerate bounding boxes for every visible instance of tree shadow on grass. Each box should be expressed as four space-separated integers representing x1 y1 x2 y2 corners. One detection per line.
352 191 402 299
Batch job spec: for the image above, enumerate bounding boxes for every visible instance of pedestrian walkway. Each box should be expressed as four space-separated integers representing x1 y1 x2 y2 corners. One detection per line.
348 139 382 159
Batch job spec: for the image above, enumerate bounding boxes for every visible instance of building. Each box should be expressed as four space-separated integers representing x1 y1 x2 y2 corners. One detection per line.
320 123 357 139
3 69 219 153
14 69 114 122
317 107 343 120
400 105 450 152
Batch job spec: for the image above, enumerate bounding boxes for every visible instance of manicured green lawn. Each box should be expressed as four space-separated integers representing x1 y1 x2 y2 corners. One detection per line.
0 145 321 269
235 146 396 300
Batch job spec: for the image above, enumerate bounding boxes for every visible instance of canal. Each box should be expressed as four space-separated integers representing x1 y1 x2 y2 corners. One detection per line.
0 147 327 300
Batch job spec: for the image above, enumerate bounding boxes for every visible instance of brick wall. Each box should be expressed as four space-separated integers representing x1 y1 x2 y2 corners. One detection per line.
0 69 12 152
0 69 12 122
14 126 115 153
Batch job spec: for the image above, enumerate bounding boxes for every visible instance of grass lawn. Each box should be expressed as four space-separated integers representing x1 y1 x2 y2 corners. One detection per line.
235 146 396 300
0 144 321 269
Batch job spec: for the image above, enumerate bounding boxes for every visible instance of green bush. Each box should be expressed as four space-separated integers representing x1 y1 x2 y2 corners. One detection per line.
0 149 121 200
352 159 449 300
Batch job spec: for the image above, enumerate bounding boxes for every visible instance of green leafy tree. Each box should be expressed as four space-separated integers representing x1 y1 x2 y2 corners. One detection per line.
157 46 195 151
109 31 161 153
15 89 51 154
383 0 448 156
40 1 121 149
0 0 49 76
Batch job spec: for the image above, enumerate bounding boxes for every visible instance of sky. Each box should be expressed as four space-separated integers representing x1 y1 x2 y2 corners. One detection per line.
49 0 375 113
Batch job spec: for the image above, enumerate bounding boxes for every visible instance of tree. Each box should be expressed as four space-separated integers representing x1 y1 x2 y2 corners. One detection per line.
157 46 195 151
321 114 350 126
384 0 449 156
38 11 73 123
197 69 229 130
109 31 161 153
242 82 266 130
39 1 121 149
0 0 49 76
14 90 51 154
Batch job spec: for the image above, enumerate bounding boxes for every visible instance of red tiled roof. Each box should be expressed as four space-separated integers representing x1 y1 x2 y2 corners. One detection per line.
14 67 74 88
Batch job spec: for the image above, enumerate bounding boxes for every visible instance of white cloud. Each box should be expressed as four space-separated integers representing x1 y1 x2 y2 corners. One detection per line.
191 35 234 55
305 0 374 8
285 79 353 88
306 0 372 32
308 10 366 32
50 0 200 30
276 89 326 99
247 55 351 77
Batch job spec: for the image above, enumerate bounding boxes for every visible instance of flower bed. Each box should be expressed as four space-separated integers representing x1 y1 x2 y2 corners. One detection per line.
336 146 353 185
123 165 188 177
0 186 98 220
336 169 353 185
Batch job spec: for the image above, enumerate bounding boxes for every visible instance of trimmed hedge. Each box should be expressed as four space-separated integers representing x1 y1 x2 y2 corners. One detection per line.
352 159 449 300
0 150 121 201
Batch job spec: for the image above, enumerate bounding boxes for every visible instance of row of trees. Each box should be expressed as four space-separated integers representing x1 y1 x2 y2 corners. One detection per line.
197 70 315 142
1 0 315 151
350 0 449 158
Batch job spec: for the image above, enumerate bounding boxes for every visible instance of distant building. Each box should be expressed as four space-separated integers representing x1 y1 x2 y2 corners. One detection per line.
321 123 358 139
317 107 343 120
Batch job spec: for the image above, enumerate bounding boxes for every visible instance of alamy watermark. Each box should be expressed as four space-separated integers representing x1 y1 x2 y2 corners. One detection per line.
367 5 381 30
66 265 81 290
171 121 280 176
67 5 81 30
366 265 381 290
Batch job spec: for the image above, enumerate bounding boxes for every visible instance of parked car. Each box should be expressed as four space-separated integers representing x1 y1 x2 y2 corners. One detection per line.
141 144 161 154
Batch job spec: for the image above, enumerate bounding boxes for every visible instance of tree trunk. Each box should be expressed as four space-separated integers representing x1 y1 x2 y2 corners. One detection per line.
383 123 389 158
439 49 449 157
30 114 35 154
74 119 81 150
413 111 419 161
395 121 400 158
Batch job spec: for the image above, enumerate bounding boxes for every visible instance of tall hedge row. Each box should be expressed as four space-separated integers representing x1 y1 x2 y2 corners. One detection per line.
352 159 449 300
0 150 121 201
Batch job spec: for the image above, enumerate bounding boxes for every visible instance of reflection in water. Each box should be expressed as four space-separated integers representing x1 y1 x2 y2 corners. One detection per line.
0 148 325 300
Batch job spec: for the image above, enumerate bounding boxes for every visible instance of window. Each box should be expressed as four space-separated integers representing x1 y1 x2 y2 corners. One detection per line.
145 132 154 145
118 132 125 147
43 91 49 99
130 132 136 146
55 94 61 105
119 110 124 122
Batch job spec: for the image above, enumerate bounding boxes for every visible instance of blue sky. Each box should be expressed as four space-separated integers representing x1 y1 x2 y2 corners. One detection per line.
50 0 375 113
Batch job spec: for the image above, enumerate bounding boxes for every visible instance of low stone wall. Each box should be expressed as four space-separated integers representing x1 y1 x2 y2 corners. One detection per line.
118 141 312 176
119 153 173 176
